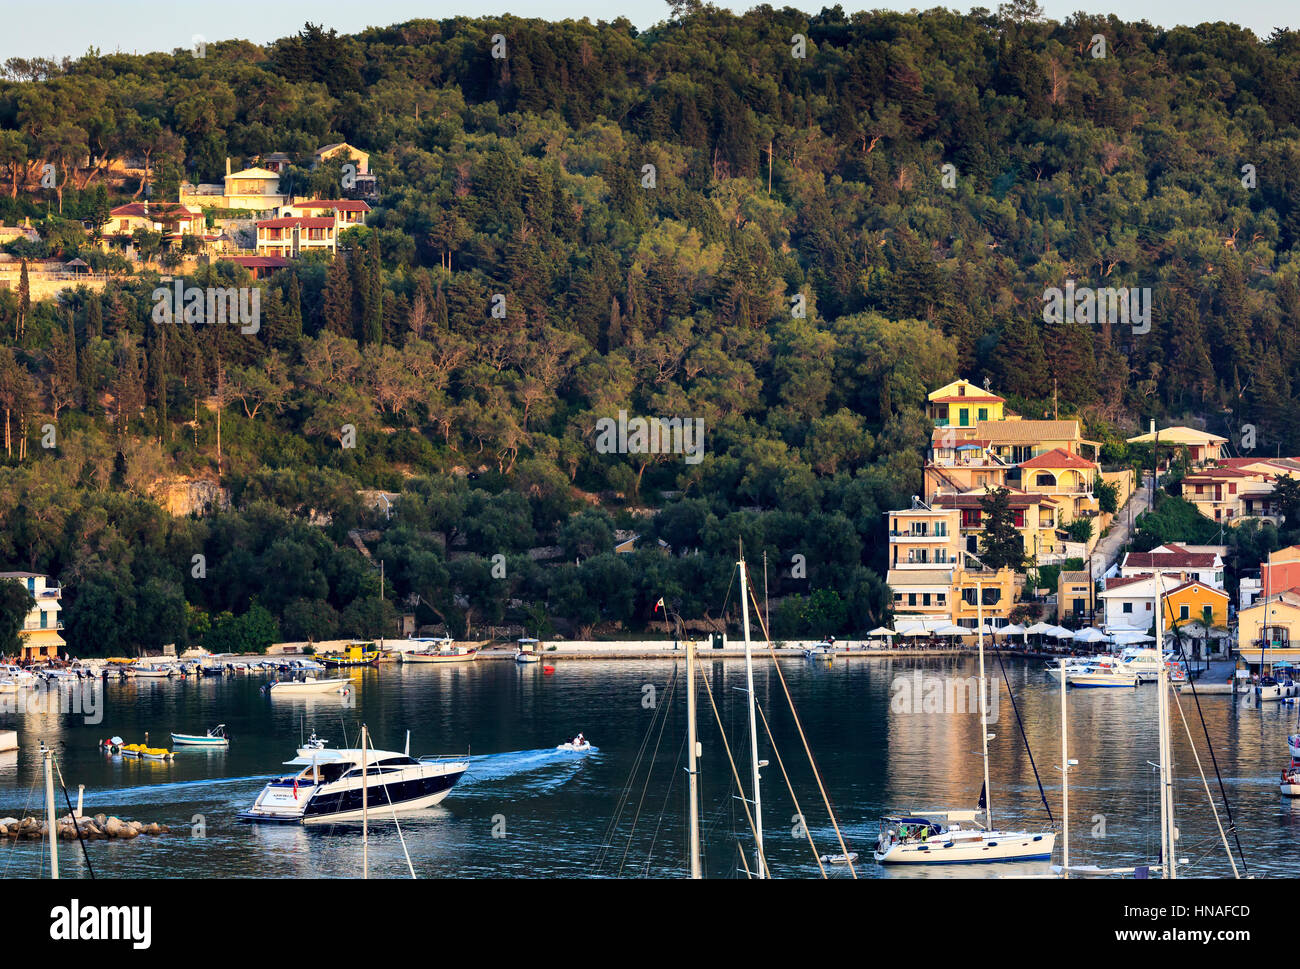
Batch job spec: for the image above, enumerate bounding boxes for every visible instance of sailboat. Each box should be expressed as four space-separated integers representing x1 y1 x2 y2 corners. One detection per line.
874 555 1056 864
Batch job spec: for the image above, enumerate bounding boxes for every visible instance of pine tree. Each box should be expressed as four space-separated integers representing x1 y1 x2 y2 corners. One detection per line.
16 261 29 341
286 273 304 342
322 256 354 336
978 487 1027 570
365 232 383 346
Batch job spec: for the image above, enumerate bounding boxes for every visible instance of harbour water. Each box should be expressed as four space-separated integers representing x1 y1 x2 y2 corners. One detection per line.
0 656 1294 878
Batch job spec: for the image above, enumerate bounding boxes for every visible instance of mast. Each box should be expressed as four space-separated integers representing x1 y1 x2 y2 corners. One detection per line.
361 723 369 879
1153 570 1177 878
1060 656 1069 877
686 634 701 879
43 744 58 880
738 556 766 877
977 572 993 829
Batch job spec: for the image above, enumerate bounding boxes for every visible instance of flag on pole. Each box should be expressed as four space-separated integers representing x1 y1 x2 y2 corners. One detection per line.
654 597 665 613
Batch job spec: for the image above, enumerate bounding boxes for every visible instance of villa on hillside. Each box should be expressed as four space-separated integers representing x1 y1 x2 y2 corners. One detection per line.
0 572 65 663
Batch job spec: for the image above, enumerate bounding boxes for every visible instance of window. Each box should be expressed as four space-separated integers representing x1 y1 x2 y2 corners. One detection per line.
1203 606 1213 625
936 594 946 605
1122 603 1133 614
978 408 988 421
922 594 931 606
1013 511 1025 528
1179 604 1189 620
908 594 916 607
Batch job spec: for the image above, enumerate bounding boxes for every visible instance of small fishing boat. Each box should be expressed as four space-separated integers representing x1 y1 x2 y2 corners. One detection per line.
803 642 835 661
403 638 479 664
130 665 174 679
820 852 859 865
266 677 351 695
319 642 379 669
171 724 230 747
515 637 542 664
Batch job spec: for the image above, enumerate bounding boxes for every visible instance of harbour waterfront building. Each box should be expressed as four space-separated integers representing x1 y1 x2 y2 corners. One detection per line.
0 571 65 663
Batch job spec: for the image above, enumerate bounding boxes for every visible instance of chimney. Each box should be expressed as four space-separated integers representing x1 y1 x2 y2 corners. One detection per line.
226 157 232 177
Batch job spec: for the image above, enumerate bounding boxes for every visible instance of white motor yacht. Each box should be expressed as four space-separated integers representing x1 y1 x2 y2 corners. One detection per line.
238 746 469 824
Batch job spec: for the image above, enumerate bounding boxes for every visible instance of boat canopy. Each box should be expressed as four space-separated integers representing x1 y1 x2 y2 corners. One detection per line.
283 747 404 767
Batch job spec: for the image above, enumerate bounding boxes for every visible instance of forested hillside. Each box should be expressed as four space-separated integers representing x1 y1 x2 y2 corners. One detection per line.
0 3 1298 651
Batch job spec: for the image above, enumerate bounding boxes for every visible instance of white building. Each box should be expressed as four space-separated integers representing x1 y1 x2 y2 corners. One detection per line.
1119 543 1225 590
0 572 64 663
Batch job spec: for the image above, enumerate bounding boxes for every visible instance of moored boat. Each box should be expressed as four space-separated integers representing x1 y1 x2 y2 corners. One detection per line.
873 811 1055 864
267 677 351 695
171 724 230 747
1282 762 1300 798
403 638 479 664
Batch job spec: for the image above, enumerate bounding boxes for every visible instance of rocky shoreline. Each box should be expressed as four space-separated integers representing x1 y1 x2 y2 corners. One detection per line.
0 813 169 840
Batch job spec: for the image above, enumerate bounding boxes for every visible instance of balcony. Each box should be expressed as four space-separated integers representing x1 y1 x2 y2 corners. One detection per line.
22 620 64 631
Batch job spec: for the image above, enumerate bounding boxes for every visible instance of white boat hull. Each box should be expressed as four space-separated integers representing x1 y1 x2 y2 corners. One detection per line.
1068 672 1138 688
403 651 478 664
875 830 1055 864
515 653 541 664
268 678 351 695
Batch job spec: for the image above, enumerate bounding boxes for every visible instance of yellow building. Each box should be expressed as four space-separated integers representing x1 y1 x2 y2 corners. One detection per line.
1162 580 1228 629
933 488 1066 561
951 567 1017 627
1057 570 1094 624
0 572 65 663
1237 591 1300 670
1019 447 1100 523
927 379 1005 429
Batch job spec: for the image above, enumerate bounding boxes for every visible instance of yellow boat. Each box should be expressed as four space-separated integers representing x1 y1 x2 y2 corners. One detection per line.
117 743 173 760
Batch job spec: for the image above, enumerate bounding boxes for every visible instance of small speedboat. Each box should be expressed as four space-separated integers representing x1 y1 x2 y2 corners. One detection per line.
819 852 859 865
556 735 593 753
171 724 230 747
804 642 835 661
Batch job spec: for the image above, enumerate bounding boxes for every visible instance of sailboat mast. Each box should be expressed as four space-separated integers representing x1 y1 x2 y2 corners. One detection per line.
1153 570 1176 878
362 723 369 879
686 634 702 879
1060 656 1069 877
44 745 58 880
977 574 993 828
738 557 766 877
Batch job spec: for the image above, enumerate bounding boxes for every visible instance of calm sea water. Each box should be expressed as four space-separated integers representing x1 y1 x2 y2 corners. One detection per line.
0 655 1294 879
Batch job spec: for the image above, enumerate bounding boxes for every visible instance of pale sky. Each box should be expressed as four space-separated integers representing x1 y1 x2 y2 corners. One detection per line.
2 1 1298 63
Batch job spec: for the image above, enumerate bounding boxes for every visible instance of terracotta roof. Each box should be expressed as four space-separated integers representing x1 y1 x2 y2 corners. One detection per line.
1059 571 1091 584
976 420 1081 443
1101 573 1155 592
1020 447 1096 470
296 199 370 212
1126 426 1228 446
224 256 292 269
935 491 1058 509
886 569 952 587
931 393 1004 404
1166 580 1227 598
256 217 335 229
1122 549 1219 569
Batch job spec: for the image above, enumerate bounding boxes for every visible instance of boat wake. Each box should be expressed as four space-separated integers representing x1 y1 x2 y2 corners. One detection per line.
448 747 596 797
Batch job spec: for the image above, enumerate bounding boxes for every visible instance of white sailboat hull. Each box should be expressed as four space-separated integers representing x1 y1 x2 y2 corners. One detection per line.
875 830 1055 864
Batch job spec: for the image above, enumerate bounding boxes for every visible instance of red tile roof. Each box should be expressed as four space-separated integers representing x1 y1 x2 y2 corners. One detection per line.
1104 573 1154 591
1020 447 1096 470
1122 549 1219 569
224 256 292 269
1167 579 1227 598
296 199 370 212
256 217 335 229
